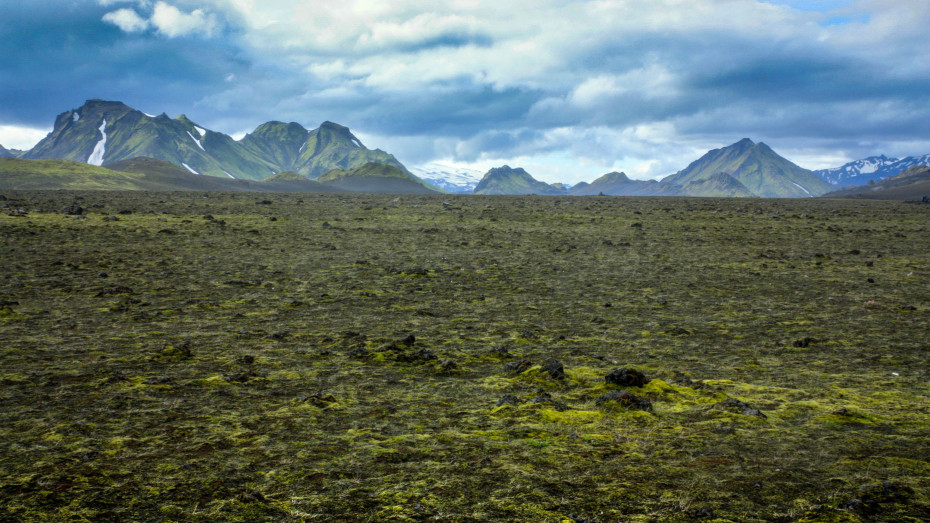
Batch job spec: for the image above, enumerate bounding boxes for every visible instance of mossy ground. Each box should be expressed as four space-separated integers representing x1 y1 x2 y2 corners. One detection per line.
1 192 928 522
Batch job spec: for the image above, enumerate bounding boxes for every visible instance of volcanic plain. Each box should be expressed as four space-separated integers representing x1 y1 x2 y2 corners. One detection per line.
1 191 928 522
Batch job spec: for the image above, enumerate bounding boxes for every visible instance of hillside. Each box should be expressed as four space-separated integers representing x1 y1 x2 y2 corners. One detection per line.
679 172 756 197
0 157 344 193
318 162 440 193
822 165 930 200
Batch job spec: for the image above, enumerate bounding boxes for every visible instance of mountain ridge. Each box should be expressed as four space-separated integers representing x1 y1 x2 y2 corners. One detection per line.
814 154 930 186
22 99 422 184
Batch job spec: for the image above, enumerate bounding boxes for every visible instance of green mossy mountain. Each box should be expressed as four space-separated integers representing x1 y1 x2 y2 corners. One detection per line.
823 165 930 200
22 100 423 185
569 171 681 196
319 162 440 193
473 165 565 195
0 144 13 158
663 138 833 197
679 172 757 197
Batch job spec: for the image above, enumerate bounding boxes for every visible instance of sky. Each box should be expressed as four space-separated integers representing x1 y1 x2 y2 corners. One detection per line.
1 0 929 183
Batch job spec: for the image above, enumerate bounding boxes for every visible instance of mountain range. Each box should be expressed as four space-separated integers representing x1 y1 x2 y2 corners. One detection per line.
470 138 833 198
813 154 930 186
3 99 929 197
20 99 422 185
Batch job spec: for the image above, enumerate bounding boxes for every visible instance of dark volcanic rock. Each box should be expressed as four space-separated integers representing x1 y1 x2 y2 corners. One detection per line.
530 392 570 411
541 358 566 379
495 394 522 407
60 203 84 215
504 359 533 374
605 368 649 387
840 481 914 515
714 398 766 418
595 390 653 411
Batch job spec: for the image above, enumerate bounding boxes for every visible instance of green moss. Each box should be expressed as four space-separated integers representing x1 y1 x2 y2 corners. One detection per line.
1 193 929 522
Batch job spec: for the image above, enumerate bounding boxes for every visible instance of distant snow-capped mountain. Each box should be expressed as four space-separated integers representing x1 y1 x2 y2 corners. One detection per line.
815 154 930 186
410 162 484 193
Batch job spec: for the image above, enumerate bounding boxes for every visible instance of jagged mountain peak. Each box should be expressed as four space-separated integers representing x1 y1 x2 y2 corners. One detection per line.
21 99 419 184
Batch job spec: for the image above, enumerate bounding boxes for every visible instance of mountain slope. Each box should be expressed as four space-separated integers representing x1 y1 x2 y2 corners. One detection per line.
814 154 930 186
569 171 680 196
679 172 756 197
473 166 566 195
24 100 276 180
0 144 13 158
318 162 439 193
0 156 345 192
21 100 421 185
662 138 832 198
262 170 306 182
822 165 930 200
291 122 410 179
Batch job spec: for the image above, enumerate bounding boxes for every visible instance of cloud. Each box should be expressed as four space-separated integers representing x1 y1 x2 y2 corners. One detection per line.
0 124 52 150
150 2 219 37
102 8 150 33
3 0 930 183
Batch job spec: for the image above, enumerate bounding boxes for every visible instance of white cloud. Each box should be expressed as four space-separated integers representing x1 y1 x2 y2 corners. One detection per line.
0 125 51 150
151 2 219 38
102 8 150 33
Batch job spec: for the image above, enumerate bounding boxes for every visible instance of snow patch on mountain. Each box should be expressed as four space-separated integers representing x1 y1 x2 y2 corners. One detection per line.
72 112 80 122
194 126 206 138
410 162 484 193
223 170 235 179
791 182 812 196
87 120 107 166
815 154 930 186
187 131 205 151
182 163 199 175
